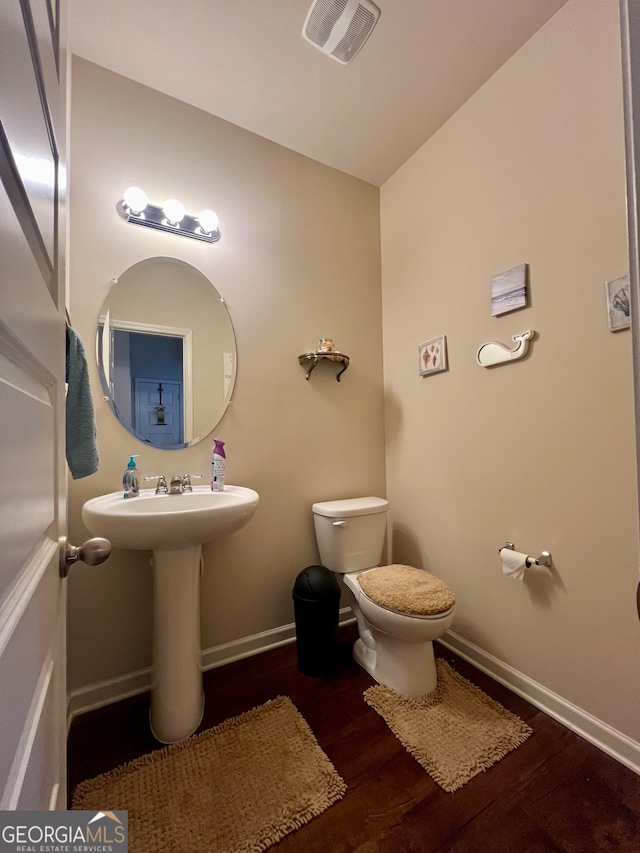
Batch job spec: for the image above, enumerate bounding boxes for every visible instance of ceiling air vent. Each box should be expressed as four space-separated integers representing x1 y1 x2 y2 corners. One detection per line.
303 0 381 65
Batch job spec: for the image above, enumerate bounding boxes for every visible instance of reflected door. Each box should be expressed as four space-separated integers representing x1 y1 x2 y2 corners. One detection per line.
134 379 183 446
108 325 192 447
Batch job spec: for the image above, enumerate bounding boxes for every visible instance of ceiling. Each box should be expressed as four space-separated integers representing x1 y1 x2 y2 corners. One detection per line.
67 0 568 186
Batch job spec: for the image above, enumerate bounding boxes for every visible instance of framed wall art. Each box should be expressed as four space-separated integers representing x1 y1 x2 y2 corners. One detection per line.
605 274 630 332
419 335 447 376
491 262 528 317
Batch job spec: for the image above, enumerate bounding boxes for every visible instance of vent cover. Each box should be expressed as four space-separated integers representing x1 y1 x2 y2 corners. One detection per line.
303 0 380 64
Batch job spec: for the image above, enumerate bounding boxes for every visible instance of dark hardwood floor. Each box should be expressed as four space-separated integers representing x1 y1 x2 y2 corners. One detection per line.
68 625 639 852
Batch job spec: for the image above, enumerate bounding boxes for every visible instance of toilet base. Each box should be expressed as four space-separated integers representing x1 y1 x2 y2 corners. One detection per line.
352 635 439 697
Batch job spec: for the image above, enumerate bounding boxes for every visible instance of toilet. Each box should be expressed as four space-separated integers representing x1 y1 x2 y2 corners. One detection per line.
312 496 455 697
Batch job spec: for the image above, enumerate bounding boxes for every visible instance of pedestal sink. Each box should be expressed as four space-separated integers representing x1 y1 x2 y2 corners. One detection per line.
82 485 259 743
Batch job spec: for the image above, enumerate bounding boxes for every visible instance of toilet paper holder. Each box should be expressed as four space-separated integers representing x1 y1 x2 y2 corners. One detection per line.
501 541 552 568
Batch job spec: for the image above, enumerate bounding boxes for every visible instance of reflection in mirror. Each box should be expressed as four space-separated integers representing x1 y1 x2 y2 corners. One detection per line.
97 257 236 449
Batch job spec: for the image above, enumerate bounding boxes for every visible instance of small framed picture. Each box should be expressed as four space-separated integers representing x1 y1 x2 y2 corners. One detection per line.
491 262 528 317
605 274 630 332
419 335 447 376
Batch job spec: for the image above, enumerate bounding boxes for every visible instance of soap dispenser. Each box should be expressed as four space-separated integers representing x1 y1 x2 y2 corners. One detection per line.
123 454 140 498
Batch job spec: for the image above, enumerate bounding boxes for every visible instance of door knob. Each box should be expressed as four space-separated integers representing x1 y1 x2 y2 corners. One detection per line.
59 536 111 578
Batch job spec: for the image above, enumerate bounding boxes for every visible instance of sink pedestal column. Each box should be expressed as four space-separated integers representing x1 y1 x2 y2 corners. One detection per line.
150 545 204 743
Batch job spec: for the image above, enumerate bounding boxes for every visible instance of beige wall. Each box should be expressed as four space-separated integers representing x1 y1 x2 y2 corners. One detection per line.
381 0 640 741
67 58 384 691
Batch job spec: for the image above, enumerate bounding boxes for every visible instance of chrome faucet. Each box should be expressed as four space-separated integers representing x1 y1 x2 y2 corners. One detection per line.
169 476 183 494
181 473 202 492
163 473 203 494
145 474 202 495
144 475 168 494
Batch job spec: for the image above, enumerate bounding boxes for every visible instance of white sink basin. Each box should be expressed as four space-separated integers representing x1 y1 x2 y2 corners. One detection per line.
82 485 260 551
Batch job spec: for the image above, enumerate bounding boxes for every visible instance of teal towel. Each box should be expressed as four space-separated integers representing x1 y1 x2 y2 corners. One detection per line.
66 327 99 479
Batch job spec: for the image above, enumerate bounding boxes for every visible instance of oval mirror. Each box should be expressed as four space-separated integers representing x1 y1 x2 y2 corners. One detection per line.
97 257 236 449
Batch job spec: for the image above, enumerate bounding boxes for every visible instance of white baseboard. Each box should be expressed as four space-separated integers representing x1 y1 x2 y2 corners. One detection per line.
200 619 297 672
67 666 152 726
67 608 356 722
437 630 640 776
67 617 640 776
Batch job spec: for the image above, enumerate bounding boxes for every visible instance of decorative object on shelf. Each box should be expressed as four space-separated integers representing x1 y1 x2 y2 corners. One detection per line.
317 338 335 352
116 187 221 243
605 274 630 331
491 262 528 317
476 330 534 368
419 335 447 376
299 341 349 381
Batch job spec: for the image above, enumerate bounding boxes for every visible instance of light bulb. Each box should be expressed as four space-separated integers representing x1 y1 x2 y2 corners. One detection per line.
163 198 185 224
198 209 219 233
123 186 148 214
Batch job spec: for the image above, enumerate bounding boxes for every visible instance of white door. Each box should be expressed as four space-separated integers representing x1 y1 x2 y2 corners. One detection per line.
0 0 68 808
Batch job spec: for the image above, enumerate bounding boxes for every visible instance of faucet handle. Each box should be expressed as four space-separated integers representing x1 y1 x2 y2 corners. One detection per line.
145 475 168 494
182 473 202 492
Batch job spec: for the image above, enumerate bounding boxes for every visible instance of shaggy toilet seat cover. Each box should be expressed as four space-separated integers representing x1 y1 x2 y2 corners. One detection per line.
358 564 455 616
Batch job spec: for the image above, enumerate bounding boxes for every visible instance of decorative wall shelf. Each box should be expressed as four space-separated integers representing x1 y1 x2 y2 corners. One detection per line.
299 351 350 381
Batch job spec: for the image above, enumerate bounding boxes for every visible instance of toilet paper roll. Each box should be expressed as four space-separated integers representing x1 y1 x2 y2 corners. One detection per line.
500 548 528 581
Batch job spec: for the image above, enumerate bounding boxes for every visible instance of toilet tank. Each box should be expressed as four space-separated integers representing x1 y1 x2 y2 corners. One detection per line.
312 496 389 573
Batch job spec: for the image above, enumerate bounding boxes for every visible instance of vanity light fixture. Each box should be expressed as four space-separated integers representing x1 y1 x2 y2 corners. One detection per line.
116 186 221 243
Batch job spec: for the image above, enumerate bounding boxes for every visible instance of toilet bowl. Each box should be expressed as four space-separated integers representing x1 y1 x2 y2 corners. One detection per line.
312 497 455 697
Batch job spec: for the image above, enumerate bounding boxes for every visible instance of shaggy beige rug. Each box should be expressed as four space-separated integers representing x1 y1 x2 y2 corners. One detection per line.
72 696 346 853
364 660 532 792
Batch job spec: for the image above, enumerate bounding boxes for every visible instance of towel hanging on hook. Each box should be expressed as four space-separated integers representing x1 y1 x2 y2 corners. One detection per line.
65 309 71 364
65 319 100 479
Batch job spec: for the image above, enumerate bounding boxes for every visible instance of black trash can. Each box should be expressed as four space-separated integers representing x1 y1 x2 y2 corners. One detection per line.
292 565 341 676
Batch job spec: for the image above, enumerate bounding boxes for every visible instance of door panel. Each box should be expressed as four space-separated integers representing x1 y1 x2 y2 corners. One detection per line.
0 188 58 359
0 1 57 270
16 661 60 809
0 345 55 603
0 547 58 806
26 0 61 128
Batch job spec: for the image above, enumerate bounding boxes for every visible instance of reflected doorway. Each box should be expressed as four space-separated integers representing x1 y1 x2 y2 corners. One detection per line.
99 320 194 447
114 331 184 445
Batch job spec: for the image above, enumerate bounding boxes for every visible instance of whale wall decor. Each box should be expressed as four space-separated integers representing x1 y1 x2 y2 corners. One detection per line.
476 329 535 367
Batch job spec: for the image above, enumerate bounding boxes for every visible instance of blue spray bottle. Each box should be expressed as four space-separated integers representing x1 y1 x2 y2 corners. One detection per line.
211 439 225 492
